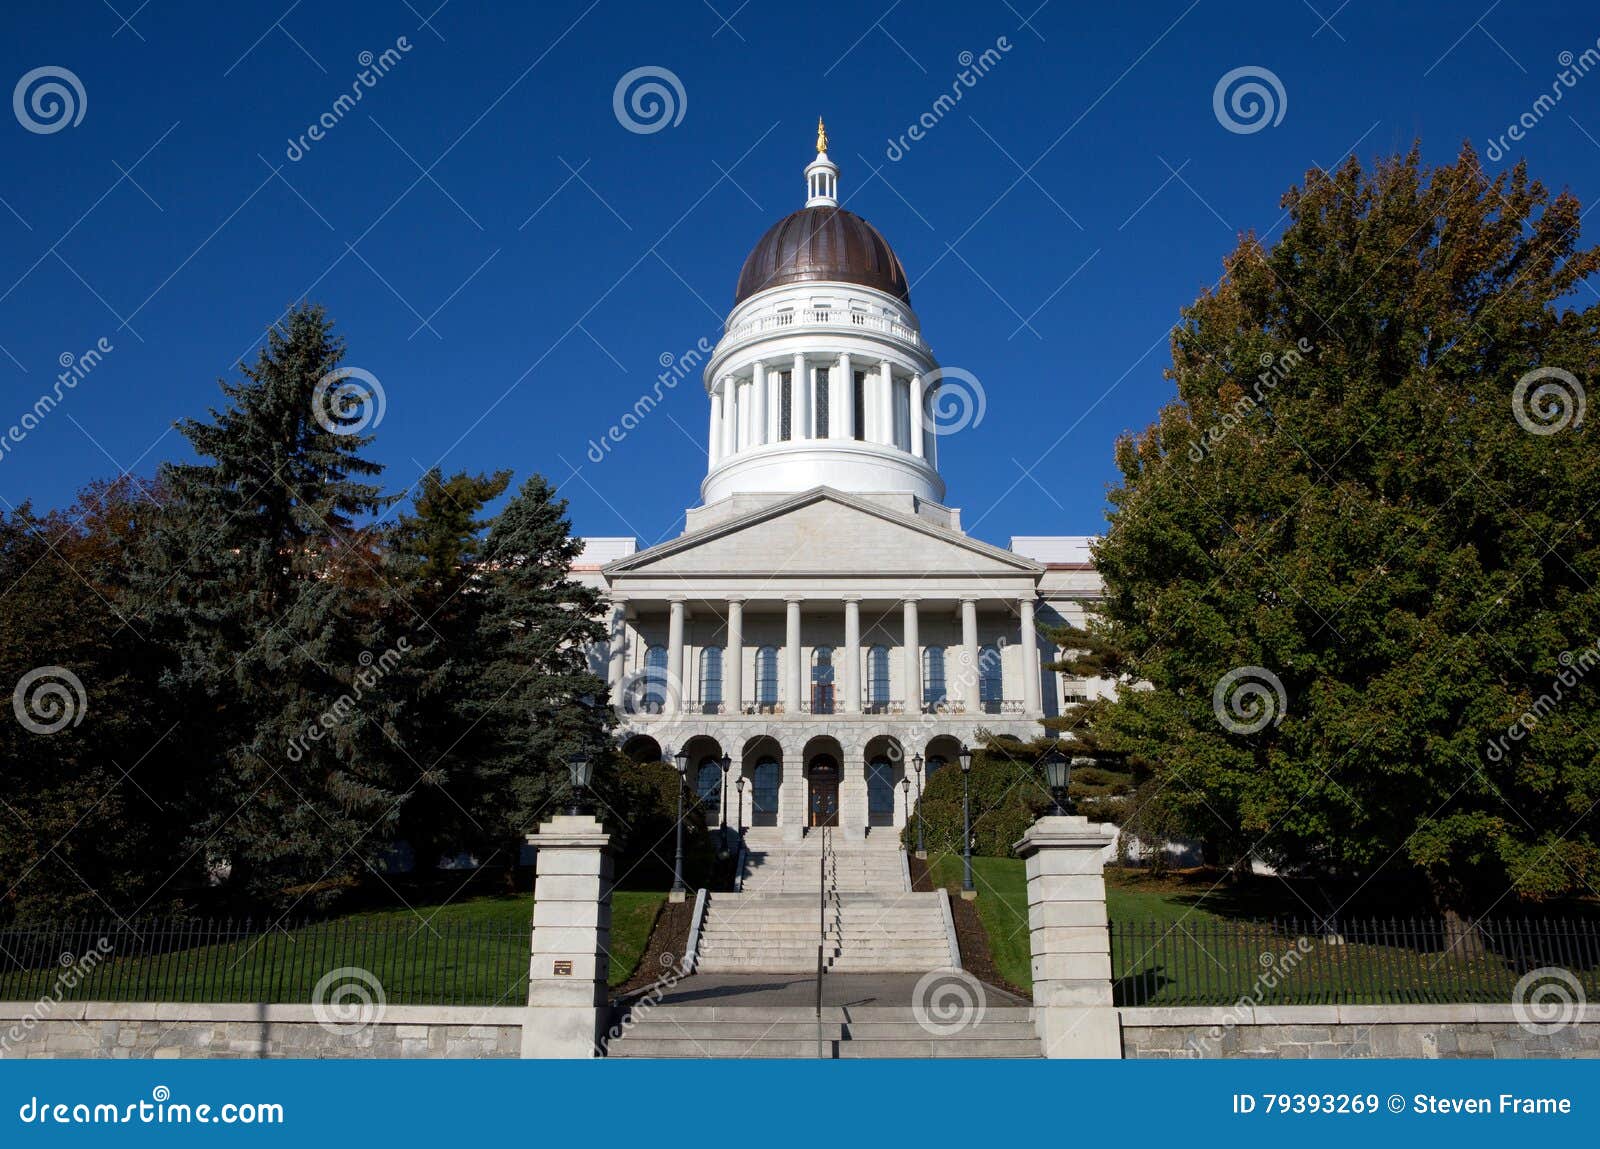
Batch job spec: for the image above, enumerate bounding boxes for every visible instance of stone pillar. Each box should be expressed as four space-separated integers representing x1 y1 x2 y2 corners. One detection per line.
838 352 853 439
523 813 612 1058
1020 596 1041 715
721 376 738 458
751 361 768 447
910 372 926 458
725 598 743 716
606 601 627 711
793 353 809 439
842 597 861 713
1014 815 1119 1059
708 388 723 466
666 598 685 715
960 596 980 714
785 597 803 714
902 598 920 712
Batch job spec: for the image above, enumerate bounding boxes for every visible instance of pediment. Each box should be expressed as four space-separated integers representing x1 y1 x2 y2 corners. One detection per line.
605 488 1042 578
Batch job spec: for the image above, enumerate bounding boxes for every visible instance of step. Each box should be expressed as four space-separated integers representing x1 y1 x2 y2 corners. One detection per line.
608 1037 831 1058
838 1039 1040 1058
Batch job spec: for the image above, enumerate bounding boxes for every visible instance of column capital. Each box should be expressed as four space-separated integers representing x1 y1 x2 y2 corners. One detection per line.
724 595 745 606
840 595 862 604
784 594 805 604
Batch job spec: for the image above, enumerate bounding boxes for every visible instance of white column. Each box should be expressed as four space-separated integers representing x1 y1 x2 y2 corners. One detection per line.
726 598 743 716
736 379 749 451
878 361 895 446
911 372 926 458
708 388 723 466
720 376 737 458
607 601 627 711
1020 596 1041 714
902 598 920 712
785 597 803 713
666 598 686 715
751 361 768 448
961 596 980 714
524 814 611 1057
842 597 861 713
792 353 809 439
838 352 853 439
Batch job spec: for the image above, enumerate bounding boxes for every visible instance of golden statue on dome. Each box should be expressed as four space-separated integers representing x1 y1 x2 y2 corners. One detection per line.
816 116 828 154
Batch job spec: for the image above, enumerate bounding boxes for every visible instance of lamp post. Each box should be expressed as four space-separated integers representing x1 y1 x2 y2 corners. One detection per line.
911 753 926 859
1042 746 1072 815
670 747 689 900
565 753 594 817
717 754 733 860
958 745 975 898
735 776 747 836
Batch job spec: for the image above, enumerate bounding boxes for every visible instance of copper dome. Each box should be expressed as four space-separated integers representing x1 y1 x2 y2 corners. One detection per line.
733 206 910 305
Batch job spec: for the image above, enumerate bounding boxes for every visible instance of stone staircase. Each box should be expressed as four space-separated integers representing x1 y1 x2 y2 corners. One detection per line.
606 1005 1041 1059
693 830 953 974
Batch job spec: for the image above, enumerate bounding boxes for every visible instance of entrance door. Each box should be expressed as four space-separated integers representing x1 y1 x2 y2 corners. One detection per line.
809 756 840 827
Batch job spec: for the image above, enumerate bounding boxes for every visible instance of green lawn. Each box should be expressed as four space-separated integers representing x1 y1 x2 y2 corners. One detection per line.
0 891 667 1005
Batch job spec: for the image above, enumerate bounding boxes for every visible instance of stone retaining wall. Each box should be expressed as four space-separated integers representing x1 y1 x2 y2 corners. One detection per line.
0 1003 526 1059
1119 1004 1600 1059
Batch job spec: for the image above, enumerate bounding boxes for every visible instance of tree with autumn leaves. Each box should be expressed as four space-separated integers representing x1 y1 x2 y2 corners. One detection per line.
1072 144 1600 917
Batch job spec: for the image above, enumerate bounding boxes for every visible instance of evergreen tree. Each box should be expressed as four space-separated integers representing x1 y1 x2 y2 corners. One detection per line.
130 303 401 908
1084 146 1600 914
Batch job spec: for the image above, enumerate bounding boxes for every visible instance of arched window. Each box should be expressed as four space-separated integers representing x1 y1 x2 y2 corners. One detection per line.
696 760 724 826
811 646 835 714
700 646 723 713
636 645 668 713
925 755 947 779
867 645 891 711
867 758 896 827
756 646 779 709
752 759 780 827
923 645 947 707
979 644 1003 712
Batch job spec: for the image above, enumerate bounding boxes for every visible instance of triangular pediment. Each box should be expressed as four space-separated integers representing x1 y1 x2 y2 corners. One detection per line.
604 488 1043 577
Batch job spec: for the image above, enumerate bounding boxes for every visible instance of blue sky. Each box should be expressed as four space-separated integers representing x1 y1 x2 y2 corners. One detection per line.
2 0 1597 547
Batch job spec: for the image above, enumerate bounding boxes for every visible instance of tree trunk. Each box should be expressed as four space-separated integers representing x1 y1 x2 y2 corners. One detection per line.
1441 906 1486 959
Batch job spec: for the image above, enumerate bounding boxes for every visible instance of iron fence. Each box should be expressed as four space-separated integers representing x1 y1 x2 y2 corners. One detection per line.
1111 916 1600 1007
0 918 529 1007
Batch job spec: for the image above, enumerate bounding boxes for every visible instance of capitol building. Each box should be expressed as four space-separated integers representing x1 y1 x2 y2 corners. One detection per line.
571 125 1108 841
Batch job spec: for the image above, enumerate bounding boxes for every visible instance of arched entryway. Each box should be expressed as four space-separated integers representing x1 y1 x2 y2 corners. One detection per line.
802 735 844 828
620 734 663 765
680 734 726 828
741 735 783 829
863 734 905 830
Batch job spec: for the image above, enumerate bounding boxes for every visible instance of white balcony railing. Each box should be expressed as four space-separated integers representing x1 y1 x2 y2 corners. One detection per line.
719 307 930 355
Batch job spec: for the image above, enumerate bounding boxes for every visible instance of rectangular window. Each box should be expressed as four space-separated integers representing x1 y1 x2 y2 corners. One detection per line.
853 371 866 441
815 367 830 438
779 372 792 441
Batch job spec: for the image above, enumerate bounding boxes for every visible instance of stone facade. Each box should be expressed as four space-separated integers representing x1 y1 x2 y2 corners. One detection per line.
0 1003 523 1059
1119 1005 1600 1059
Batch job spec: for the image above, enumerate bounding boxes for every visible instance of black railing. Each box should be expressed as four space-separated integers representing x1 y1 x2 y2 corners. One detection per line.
0 918 530 1007
1111 917 1600 1007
